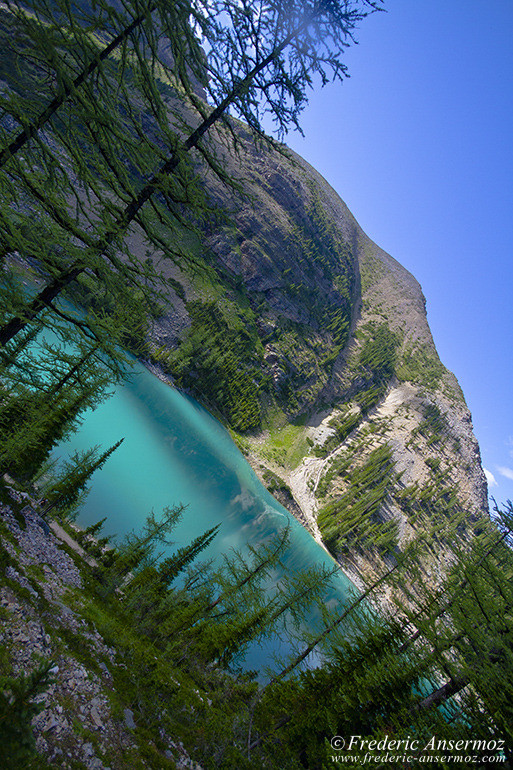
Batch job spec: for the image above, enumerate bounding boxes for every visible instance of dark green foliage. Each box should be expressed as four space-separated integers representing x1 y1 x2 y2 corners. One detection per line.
95 505 187 596
0 382 102 480
323 306 351 348
0 0 216 371
256 612 486 769
0 660 53 767
95 510 321 676
113 522 221 642
0 536 16 574
120 514 325 667
84 502 511 768
3 497 511 768
263 316 338 414
444 531 513 750
0 0 373 361
63 275 156 358
356 323 398 412
415 402 448 446
42 439 124 517
157 525 220 588
314 409 361 457
260 620 417 766
82 518 108 540
291 185 353 286
167 301 264 431
391 506 513 760
80 509 340 767
247 510 513 768
318 443 398 556
355 383 383 413
73 516 113 558
0 330 116 484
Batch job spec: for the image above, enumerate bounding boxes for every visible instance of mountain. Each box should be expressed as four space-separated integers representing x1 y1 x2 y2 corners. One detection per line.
1 6 507 767
0 0 489 588
141 127 490 586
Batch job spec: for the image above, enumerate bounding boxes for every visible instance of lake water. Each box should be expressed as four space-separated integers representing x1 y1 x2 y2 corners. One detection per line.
56 359 357 673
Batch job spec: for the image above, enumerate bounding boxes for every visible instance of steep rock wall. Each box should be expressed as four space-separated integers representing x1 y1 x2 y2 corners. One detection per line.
145 132 489 585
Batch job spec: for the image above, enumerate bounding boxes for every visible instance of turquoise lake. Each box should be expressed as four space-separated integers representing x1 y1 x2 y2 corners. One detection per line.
56 359 357 672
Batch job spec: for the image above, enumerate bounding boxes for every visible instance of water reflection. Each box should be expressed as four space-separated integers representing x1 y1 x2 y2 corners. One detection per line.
55 361 356 672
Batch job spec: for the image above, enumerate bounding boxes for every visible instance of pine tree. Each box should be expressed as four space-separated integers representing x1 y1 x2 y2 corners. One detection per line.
0 660 54 768
119 523 221 634
248 504 513 767
42 439 124 516
95 504 187 597
0 0 382 349
0 0 208 169
0 379 107 479
0 0 209 352
411 503 513 756
0 326 117 481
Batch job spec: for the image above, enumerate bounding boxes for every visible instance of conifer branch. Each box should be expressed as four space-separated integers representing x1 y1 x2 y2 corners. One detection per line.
0 0 377 346
0 4 154 168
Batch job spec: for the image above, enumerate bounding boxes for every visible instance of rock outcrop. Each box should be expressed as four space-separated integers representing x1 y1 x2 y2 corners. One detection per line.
0 494 201 769
142 127 489 584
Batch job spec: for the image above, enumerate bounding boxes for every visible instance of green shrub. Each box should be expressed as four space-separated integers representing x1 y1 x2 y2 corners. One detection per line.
0 661 54 768
318 444 398 556
167 301 263 432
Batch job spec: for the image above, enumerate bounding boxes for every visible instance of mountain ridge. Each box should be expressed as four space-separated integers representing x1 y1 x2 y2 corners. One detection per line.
139 125 489 585
0 0 489 584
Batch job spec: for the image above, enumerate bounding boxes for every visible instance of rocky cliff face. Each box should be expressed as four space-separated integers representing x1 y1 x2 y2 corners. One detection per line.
145 127 489 584
0 4 489 583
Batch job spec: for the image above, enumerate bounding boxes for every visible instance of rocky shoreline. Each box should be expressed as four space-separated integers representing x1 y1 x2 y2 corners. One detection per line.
0 493 201 769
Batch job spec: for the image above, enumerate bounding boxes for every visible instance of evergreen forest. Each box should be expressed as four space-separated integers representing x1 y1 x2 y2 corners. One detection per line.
0 0 512 767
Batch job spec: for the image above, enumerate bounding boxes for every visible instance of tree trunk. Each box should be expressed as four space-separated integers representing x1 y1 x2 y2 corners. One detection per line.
0 6 154 168
0 2 325 345
414 673 469 712
0 263 84 346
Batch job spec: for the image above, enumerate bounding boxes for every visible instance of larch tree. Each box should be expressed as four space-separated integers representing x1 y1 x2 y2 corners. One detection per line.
0 0 383 350
41 438 125 516
244 504 513 765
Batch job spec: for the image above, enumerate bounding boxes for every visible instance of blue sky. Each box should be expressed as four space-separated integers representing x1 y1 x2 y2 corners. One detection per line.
281 0 513 510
